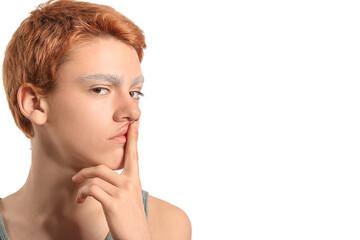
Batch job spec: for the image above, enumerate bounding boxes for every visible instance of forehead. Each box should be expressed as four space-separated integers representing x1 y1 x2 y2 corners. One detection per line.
66 37 140 66
57 37 143 85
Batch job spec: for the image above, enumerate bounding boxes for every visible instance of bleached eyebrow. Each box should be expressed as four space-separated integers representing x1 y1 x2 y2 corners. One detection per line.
79 74 144 87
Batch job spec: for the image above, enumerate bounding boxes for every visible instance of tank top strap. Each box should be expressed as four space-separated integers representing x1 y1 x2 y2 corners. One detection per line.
0 214 9 240
142 189 149 220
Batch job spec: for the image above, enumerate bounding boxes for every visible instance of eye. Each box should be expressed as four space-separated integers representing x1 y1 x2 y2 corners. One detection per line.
91 87 110 95
129 91 145 99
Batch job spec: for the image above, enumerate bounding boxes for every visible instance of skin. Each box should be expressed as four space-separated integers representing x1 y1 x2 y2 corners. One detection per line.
0 37 191 240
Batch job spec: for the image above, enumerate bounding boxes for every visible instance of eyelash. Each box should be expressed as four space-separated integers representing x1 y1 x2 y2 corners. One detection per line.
91 87 145 99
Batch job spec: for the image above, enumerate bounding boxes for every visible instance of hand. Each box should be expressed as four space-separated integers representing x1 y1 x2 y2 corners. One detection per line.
71 120 151 240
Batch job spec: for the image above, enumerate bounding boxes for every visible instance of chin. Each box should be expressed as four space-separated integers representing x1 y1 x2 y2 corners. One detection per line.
93 144 123 168
107 153 125 170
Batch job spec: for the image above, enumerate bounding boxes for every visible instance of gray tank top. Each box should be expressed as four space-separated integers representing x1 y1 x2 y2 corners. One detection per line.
0 190 149 240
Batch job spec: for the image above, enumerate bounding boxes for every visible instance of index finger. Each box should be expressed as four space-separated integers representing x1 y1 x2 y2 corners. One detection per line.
122 120 140 179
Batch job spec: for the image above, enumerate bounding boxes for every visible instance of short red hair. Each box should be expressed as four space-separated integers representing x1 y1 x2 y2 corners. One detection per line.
2 0 146 138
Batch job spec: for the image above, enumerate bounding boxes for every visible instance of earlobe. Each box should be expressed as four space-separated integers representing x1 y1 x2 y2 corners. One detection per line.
17 83 48 126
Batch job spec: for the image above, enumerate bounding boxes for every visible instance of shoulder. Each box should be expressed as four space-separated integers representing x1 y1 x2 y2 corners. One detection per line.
147 195 192 240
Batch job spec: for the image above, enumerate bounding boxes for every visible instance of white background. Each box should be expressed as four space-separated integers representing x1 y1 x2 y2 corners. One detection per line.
0 0 360 239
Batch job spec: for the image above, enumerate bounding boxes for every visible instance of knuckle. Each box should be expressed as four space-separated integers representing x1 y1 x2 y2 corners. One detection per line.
96 164 106 171
125 180 136 191
114 190 123 199
88 184 98 194
88 178 99 187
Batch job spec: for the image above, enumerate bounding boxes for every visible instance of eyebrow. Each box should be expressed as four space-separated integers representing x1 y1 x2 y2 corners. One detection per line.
79 74 144 87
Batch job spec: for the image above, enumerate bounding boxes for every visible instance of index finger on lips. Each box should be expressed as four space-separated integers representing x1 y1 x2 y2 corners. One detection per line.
72 165 122 187
122 120 140 179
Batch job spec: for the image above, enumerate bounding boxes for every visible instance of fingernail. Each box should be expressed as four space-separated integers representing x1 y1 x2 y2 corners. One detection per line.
134 121 139 130
72 174 83 182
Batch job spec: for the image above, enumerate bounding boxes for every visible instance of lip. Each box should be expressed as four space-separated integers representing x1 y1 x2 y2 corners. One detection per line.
109 135 127 143
109 123 130 143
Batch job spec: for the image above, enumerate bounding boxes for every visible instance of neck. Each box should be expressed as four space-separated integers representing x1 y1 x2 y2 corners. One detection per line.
1 136 111 239
15 139 103 224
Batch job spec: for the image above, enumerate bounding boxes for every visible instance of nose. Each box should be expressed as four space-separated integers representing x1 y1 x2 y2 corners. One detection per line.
113 90 141 122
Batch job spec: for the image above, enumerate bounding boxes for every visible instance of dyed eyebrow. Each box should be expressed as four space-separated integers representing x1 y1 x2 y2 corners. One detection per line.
79 74 144 87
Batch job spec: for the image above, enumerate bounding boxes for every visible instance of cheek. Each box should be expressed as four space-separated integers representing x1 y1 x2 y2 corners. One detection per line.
48 94 125 168
64 105 109 142
50 95 109 146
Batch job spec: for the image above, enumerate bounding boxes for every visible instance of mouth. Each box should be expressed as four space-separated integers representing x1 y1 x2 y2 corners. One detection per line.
109 134 127 144
109 123 130 143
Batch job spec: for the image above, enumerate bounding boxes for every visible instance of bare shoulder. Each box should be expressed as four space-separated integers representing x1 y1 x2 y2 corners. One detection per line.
147 195 192 240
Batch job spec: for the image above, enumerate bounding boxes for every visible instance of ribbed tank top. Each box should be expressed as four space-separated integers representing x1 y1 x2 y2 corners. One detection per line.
0 190 149 240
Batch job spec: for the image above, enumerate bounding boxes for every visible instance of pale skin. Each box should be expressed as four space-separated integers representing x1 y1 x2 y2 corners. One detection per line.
0 37 191 240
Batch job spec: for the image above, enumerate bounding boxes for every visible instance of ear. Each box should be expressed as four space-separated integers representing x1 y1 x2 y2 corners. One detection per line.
17 83 49 126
